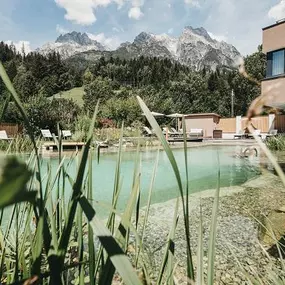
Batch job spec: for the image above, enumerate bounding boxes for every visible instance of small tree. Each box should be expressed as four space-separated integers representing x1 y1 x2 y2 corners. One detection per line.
13 65 38 102
82 68 93 85
83 76 114 112
101 97 141 127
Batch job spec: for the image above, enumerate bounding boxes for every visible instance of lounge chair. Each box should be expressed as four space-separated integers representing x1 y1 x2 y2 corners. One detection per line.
162 127 176 137
170 128 183 137
266 129 278 138
234 130 245 139
41 129 54 140
143 126 154 137
247 129 261 139
0 130 13 140
94 140 109 148
62 130 72 140
189 129 203 138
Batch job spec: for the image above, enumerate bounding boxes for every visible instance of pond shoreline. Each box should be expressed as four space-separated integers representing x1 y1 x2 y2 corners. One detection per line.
136 170 285 284
35 139 259 158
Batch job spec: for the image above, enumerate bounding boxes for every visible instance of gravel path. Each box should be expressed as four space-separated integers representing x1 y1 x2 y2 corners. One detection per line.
135 171 285 284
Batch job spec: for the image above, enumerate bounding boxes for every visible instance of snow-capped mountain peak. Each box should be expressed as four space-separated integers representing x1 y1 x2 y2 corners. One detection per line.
128 28 241 69
184 26 213 41
152 33 178 58
39 26 242 70
39 31 106 59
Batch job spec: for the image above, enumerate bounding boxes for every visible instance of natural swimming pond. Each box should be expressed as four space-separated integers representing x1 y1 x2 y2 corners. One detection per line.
42 145 261 217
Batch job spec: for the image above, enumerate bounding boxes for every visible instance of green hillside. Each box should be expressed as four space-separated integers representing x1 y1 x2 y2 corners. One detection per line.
52 87 85 107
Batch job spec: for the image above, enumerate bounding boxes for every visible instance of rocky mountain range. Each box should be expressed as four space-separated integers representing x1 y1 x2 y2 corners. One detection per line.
39 31 106 59
39 27 242 70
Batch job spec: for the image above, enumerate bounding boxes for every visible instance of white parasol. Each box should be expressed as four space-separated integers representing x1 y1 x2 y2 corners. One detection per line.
166 113 184 130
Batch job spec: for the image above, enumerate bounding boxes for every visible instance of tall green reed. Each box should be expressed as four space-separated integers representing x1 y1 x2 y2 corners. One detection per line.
0 62 143 284
2 59 284 285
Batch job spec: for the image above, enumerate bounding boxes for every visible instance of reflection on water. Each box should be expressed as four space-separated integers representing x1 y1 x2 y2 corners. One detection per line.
41 145 261 217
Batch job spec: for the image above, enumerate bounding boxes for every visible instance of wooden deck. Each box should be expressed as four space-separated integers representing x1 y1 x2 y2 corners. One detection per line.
42 141 86 153
167 137 203 143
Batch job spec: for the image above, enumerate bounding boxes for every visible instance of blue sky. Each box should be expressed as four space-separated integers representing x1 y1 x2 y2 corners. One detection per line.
0 0 285 56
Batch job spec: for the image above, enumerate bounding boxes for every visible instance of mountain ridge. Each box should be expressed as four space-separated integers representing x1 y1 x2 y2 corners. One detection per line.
39 28 242 70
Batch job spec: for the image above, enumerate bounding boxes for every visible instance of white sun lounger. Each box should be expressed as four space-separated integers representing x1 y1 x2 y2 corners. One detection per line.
266 129 278 138
162 127 176 137
41 129 54 140
143 126 154 137
62 130 72 139
234 130 246 139
0 130 13 140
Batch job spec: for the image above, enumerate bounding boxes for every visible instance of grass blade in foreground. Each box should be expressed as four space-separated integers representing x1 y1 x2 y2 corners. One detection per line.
87 153 96 285
99 151 141 284
207 161 220 285
156 198 179 285
197 203 204 285
0 62 43 202
137 95 195 280
109 124 124 234
79 196 142 285
48 102 99 283
0 157 36 208
136 149 159 268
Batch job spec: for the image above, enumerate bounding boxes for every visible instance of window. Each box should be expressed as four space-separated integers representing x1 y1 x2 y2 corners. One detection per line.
266 49 285 77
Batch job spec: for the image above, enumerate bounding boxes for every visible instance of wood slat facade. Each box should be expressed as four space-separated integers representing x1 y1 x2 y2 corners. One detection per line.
241 116 269 133
217 114 285 134
217 118 236 133
275 115 285 133
0 123 22 137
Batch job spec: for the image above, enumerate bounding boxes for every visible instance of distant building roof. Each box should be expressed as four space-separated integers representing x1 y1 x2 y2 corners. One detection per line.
184 113 221 118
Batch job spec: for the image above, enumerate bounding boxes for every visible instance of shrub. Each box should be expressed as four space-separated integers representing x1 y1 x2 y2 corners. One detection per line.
3 96 80 134
100 97 142 127
266 135 285 151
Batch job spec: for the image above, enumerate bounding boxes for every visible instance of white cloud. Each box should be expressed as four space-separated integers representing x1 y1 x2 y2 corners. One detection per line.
168 3 171 8
55 0 97 25
268 0 285 21
87 32 121 50
55 0 145 25
128 0 144 20
54 0 127 25
184 0 201 8
114 0 125 9
5 40 32 55
208 32 228 42
131 0 144 6
128 7 144 20
56 24 69 34
112 26 124 32
112 27 120 32
168 28 174 34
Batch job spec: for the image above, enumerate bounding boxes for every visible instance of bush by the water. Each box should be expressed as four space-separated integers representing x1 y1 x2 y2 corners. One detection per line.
266 135 285 151
0 135 33 152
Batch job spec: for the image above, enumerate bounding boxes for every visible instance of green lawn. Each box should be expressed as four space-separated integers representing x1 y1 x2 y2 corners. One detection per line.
52 87 85 107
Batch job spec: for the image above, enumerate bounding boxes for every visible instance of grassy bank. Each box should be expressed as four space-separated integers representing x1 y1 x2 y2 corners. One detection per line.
51 87 85 107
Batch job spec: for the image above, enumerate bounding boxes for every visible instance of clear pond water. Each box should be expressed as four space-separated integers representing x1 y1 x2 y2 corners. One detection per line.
43 145 261 217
